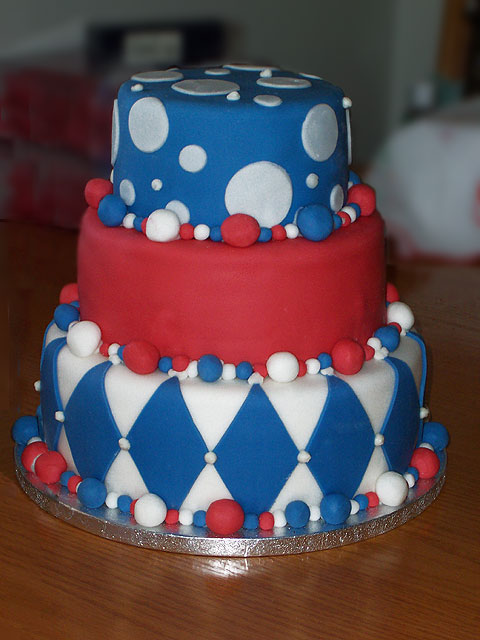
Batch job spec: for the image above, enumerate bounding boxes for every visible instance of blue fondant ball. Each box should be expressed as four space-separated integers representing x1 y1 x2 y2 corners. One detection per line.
320 493 351 525
407 466 419 482
97 194 127 227
354 494 369 511
349 170 361 186
133 215 144 232
70 300 80 309
77 478 107 509
317 352 332 369
54 303 80 331
12 415 39 445
236 361 253 380
333 213 342 230
159 356 173 373
118 495 133 513
193 510 207 527
297 204 333 242
198 354 223 382
243 513 259 530
60 470 76 487
422 422 449 451
285 500 310 528
210 226 222 242
374 325 401 352
258 227 273 243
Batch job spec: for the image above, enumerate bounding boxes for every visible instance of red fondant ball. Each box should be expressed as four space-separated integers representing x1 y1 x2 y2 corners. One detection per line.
179 223 195 240
331 338 365 375
123 341 160 375
35 451 67 484
21 441 48 472
347 184 376 216
99 342 110 357
206 499 245 535
59 282 79 305
67 475 82 493
271 225 287 241
172 355 190 372
410 448 440 479
338 211 351 227
388 322 402 334
297 360 307 377
366 491 379 508
165 509 179 525
84 178 113 209
258 511 275 530
221 214 261 248
364 344 375 361
130 499 138 516
386 282 400 303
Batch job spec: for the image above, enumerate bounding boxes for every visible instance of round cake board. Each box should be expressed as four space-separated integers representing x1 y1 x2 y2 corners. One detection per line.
15 446 446 557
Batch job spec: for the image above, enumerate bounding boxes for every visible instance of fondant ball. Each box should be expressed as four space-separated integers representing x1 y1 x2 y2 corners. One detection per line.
236 361 253 380
35 451 67 484
54 303 80 331
145 209 180 242
386 282 400 303
77 478 108 509
331 338 365 375
285 500 310 528
97 194 127 227
123 341 160 374
21 441 48 472
67 321 102 357
243 513 259 530
221 214 261 247
387 301 414 332
347 184 376 216
197 354 223 382
375 471 409 507
117 495 133 513
84 178 113 208
374 325 400 352
296 204 333 241
60 470 76 487
410 448 440 479
320 493 351 525
258 511 275 530
266 351 299 382
422 422 449 451
12 415 39 445
205 499 244 535
134 493 167 527
59 282 79 305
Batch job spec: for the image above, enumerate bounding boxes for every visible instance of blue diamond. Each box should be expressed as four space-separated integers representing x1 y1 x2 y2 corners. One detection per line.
381 357 420 472
128 377 208 509
307 376 374 498
64 362 121 480
40 337 66 449
214 384 298 514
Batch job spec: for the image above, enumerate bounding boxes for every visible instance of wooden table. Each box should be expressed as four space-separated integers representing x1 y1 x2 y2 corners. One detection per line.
2 220 479 640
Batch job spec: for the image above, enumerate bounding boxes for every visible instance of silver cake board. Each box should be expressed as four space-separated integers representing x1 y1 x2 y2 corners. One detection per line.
14 446 446 557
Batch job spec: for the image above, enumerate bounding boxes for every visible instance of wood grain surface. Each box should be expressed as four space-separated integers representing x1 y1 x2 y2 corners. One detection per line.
2 220 479 640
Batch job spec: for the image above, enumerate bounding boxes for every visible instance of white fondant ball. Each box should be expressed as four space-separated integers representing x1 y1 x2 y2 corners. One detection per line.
306 358 321 375
273 510 287 527
387 301 415 332
222 363 236 380
404 472 416 488
350 499 360 515
134 493 167 527
122 213 136 229
105 492 119 509
375 471 409 507
179 508 194 526
194 224 210 240
285 223 299 239
67 321 102 357
145 209 180 242
186 360 198 378
266 352 299 382
309 505 321 521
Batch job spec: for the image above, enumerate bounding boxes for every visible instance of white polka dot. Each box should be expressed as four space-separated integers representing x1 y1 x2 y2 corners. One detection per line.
259 68 273 78
330 184 344 212
128 97 169 153
300 72 322 80
165 200 190 224
346 108 352 165
131 70 183 82
253 94 282 107
257 77 311 89
225 161 293 227
224 64 278 72
111 99 119 165
227 91 240 101
342 96 353 108
302 103 338 162
172 79 240 96
131 83 143 92
151 178 163 191
179 145 207 172
119 179 135 206
306 173 319 189
205 68 231 76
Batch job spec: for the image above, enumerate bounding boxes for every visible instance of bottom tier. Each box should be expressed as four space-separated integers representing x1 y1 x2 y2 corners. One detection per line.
36 322 427 522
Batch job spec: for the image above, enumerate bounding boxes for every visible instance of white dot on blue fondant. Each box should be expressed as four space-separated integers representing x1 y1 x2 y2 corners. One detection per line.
165 200 190 224
346 108 352 165
172 79 240 96
111 99 119 166
151 178 163 191
179 145 207 172
302 103 338 162
119 179 136 206
306 173 319 189
205 68 231 76
257 77 311 89
131 70 183 82
253 95 282 107
224 64 278 72
225 161 293 227
330 184 344 212
128 97 169 153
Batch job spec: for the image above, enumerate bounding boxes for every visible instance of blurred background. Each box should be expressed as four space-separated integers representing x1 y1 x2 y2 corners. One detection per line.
0 0 479 260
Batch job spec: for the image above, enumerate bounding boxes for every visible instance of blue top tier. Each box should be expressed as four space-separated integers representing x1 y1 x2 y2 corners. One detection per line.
112 64 351 228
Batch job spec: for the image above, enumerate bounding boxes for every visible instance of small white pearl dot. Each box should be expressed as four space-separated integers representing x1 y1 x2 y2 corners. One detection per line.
419 442 434 451
118 437 131 451
131 83 143 92
204 451 217 464
34 380 41 392
306 173 319 189
227 91 240 101
151 178 163 191
55 411 65 422
374 433 385 446
297 450 311 463
342 96 352 108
